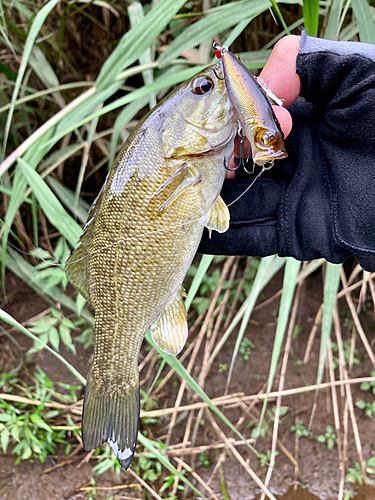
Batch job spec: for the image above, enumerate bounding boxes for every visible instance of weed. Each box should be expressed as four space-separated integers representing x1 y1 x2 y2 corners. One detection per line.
290 420 310 438
159 471 185 495
359 372 375 395
93 443 122 477
239 338 254 362
316 425 337 450
199 451 211 468
355 399 375 420
0 368 80 464
30 239 70 289
346 457 375 485
27 308 77 355
331 339 359 371
86 477 97 500
292 324 303 339
218 364 228 373
259 449 279 467
343 490 355 500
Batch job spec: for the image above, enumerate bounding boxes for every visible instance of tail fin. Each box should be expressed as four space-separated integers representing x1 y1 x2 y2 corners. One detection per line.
82 382 140 470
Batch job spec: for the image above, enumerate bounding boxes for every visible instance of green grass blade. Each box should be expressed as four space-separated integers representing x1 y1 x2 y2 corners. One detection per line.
324 0 344 40
18 158 82 247
46 67 205 152
6 247 94 327
303 0 320 36
145 331 261 459
185 254 214 311
46 176 91 224
0 87 97 177
351 0 375 43
108 97 149 167
258 258 301 428
233 50 272 69
95 0 188 89
1 128 55 291
203 256 286 377
317 263 341 386
0 309 85 385
2 0 60 160
128 1 156 110
158 0 270 68
137 434 207 499
226 255 288 393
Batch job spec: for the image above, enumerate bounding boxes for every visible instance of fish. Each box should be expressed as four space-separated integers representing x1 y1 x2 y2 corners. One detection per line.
65 62 237 470
213 43 287 167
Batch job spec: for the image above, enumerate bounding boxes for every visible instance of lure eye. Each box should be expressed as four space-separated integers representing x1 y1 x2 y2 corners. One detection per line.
256 131 272 148
260 133 270 145
192 76 214 95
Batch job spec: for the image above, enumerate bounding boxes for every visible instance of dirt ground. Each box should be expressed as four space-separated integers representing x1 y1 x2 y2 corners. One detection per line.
1 268 375 500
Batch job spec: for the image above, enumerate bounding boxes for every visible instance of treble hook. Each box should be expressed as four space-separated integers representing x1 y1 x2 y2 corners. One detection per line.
224 157 240 171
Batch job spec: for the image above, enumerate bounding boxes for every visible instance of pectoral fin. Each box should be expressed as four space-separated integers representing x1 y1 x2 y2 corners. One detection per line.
150 164 199 214
150 291 188 356
200 195 230 234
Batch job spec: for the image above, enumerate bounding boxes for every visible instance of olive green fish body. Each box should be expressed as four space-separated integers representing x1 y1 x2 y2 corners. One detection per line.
215 44 287 166
66 64 236 469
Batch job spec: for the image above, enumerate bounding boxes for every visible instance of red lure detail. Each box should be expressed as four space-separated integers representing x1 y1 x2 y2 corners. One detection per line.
215 49 222 59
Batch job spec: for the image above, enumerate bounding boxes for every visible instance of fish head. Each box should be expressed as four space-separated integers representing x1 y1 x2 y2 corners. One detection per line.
162 63 236 160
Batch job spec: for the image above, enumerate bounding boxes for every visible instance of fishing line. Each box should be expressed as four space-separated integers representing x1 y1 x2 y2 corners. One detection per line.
6 240 62 267
226 166 265 208
6 166 266 270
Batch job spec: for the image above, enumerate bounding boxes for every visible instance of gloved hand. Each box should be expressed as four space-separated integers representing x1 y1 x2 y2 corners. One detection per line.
198 32 375 272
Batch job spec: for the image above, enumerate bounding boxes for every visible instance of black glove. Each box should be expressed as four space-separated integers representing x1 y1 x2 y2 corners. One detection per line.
199 33 375 272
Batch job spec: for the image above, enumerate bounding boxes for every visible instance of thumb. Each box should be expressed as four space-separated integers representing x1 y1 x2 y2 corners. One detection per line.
260 35 301 107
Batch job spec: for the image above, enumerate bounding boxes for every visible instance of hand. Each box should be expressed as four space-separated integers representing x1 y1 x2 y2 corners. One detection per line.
200 32 375 271
226 35 300 177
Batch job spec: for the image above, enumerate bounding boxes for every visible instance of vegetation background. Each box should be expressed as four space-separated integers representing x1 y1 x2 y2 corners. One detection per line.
1 0 375 499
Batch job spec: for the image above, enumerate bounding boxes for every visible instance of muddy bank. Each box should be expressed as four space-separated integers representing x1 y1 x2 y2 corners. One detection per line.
1 269 375 499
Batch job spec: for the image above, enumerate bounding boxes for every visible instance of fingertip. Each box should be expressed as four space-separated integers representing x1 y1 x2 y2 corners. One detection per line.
260 35 301 107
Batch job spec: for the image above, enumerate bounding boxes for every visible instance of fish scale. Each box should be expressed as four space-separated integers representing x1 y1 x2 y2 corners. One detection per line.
65 62 236 469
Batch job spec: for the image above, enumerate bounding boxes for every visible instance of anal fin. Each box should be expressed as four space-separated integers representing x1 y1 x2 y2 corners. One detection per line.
200 195 230 234
150 292 188 356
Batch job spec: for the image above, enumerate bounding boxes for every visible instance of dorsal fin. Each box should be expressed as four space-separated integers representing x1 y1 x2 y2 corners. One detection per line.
65 179 106 302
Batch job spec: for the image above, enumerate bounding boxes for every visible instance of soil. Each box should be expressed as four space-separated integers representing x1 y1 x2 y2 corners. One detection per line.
1 268 375 500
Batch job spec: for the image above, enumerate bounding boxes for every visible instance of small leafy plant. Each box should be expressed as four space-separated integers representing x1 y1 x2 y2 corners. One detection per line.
199 451 211 468
0 368 80 464
259 449 278 467
331 338 359 371
359 372 375 395
218 364 228 373
239 338 254 362
355 399 375 420
316 425 337 450
290 420 310 438
346 457 375 485
27 308 77 355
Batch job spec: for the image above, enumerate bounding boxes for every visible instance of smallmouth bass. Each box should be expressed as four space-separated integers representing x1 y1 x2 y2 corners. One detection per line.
66 63 236 469
214 43 287 167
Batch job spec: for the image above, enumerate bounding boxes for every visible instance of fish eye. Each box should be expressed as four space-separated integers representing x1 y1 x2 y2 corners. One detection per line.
192 76 214 95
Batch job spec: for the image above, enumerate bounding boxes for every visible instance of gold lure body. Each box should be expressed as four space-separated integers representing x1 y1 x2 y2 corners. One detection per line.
215 44 287 167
